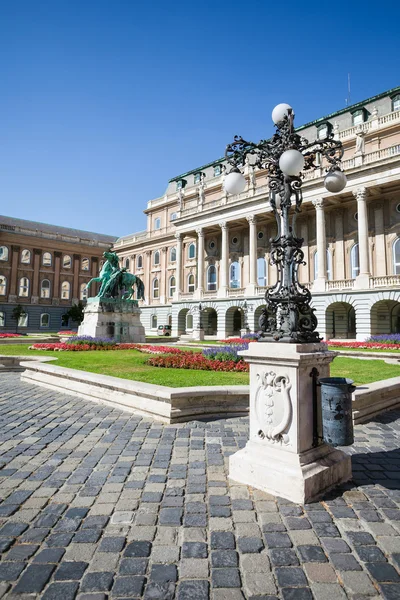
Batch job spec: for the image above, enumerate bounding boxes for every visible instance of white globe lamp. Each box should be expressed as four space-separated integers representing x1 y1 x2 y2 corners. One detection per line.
324 170 347 193
272 103 293 125
279 149 305 176
224 170 247 195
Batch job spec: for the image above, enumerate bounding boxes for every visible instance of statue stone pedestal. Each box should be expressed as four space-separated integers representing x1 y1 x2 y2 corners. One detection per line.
78 299 145 343
229 342 352 504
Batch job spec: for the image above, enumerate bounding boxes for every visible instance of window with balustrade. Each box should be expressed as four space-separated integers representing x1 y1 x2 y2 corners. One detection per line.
0 276 6 296
188 274 195 293
350 244 360 279
207 265 217 291
19 277 30 297
40 279 51 299
257 257 267 286
314 250 333 280
393 239 400 274
0 246 8 261
230 261 241 289
169 276 176 297
21 249 31 264
40 313 50 328
152 278 159 299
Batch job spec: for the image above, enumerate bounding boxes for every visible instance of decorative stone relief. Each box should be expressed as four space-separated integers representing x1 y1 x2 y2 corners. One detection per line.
255 371 292 444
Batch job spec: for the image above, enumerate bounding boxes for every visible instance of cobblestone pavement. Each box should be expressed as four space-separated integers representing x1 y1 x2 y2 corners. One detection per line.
1 374 400 599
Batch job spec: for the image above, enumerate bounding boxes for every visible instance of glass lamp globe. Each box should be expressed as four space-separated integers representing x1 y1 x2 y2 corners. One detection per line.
279 149 305 176
272 103 292 124
224 171 247 195
324 170 347 193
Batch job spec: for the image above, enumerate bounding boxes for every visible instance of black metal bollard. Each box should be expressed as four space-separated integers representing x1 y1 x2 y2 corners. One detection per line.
319 377 355 447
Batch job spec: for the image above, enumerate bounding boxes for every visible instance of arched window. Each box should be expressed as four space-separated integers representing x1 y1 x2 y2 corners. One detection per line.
80 283 87 300
207 265 217 291
0 312 4 327
154 217 161 230
81 258 90 271
40 313 50 328
0 276 6 296
137 255 143 269
230 261 240 289
21 249 31 264
0 246 9 261
350 244 360 279
188 274 195 293
151 315 157 329
170 247 176 263
42 252 52 266
153 278 159 299
314 250 333 280
18 312 28 328
63 255 71 269
393 239 400 274
154 251 160 266
188 243 196 259
169 276 176 297
61 281 71 300
19 277 30 297
124 258 130 270
40 279 51 299
257 257 267 286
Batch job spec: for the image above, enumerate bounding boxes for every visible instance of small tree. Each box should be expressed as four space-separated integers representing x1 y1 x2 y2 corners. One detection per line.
62 301 85 327
12 304 27 334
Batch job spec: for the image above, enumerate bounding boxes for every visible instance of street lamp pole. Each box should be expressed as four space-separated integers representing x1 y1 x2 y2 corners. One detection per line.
224 103 347 343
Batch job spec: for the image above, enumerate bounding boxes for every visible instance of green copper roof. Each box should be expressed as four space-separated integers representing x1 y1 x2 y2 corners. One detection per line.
169 85 400 182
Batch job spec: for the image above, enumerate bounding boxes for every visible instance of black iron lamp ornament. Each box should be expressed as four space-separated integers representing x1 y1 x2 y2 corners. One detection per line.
224 103 347 343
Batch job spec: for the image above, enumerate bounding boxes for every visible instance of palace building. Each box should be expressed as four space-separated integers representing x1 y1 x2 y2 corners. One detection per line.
0 216 117 332
114 86 400 341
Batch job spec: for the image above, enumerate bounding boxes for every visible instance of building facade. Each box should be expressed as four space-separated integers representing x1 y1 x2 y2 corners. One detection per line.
0 216 117 332
114 86 400 341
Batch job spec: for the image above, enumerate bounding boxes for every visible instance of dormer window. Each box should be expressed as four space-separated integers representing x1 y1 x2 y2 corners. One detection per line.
194 173 202 184
352 109 366 126
317 122 331 140
176 179 187 191
214 165 222 177
392 94 400 112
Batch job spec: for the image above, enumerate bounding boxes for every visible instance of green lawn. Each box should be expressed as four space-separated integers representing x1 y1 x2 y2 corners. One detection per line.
329 346 400 354
1 344 399 387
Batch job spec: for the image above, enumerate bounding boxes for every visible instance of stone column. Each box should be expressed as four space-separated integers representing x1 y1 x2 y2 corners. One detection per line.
53 251 62 303
31 249 42 303
334 210 345 280
72 254 80 304
312 199 327 292
91 257 98 297
246 215 257 294
144 251 151 304
374 203 386 277
195 227 204 299
353 187 371 289
174 233 182 300
8 245 20 302
218 222 229 298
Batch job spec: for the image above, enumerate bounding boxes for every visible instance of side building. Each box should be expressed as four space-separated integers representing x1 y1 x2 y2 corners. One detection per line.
0 216 118 333
114 86 400 341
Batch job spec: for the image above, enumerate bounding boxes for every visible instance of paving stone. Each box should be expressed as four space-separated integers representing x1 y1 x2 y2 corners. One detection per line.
0 562 26 581
41 581 79 600
275 567 308 587
310 583 348 600
119 558 148 575
211 550 238 567
210 532 235 550
212 568 241 588
237 537 264 553
124 540 152 557
33 548 66 563
270 548 299 566
151 564 178 582
297 544 327 562
144 581 175 599
320 537 352 553
112 575 146 597
281 588 313 600
340 571 378 595
182 542 208 558
346 531 376 546
54 561 88 580
379 584 400 599
365 562 400 582
355 545 387 562
179 558 209 578
150 545 180 563
177 580 210 599
12 564 55 593
5 544 38 561
80 571 114 592
264 532 292 548
304 562 337 583
330 553 363 571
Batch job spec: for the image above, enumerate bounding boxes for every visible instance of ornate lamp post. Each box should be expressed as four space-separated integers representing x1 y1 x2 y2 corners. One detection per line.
224 103 347 343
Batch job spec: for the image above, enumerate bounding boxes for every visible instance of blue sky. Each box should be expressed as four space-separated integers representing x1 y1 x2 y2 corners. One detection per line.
0 0 399 238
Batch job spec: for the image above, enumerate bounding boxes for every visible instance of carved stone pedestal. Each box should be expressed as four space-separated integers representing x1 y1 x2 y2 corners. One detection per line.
229 342 352 504
78 299 145 343
192 328 205 341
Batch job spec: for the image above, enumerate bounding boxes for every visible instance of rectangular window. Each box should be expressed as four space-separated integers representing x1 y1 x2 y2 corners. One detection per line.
18 313 28 328
214 165 221 177
352 110 364 126
194 173 201 184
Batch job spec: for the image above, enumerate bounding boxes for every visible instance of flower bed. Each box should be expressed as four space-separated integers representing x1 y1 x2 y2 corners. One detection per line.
57 331 77 336
203 343 248 362
147 352 249 372
328 340 400 350
367 334 400 345
0 333 22 338
28 342 184 353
